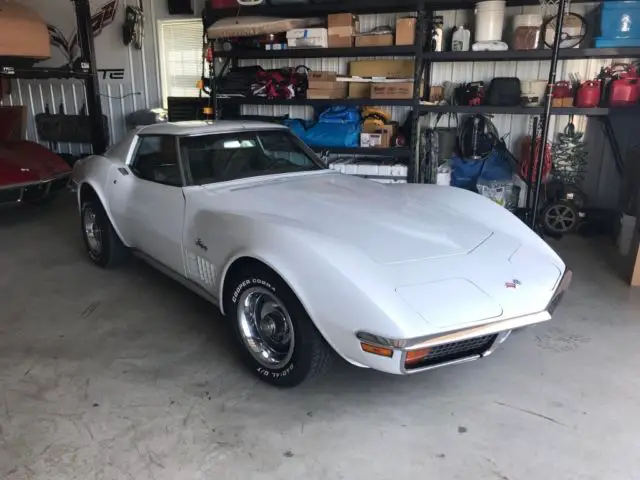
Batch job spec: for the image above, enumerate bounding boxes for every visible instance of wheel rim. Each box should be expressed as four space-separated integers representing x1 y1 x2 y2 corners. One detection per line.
83 207 103 255
237 286 294 369
544 204 577 233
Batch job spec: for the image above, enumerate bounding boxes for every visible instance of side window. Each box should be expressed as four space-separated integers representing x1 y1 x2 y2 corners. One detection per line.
130 135 183 187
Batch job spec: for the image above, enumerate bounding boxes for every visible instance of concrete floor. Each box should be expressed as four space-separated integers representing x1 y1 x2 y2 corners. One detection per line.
1 194 639 480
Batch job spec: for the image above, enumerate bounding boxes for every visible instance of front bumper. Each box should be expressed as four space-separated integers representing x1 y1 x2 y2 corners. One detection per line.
356 269 572 375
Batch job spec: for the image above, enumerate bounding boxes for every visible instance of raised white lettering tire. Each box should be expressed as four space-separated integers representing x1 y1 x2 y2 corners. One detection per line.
225 264 332 387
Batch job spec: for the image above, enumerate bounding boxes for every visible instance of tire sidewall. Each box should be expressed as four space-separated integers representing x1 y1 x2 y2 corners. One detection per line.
81 201 112 267
226 269 314 387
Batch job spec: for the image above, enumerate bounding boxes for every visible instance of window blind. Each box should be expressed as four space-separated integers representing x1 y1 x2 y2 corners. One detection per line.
158 19 205 103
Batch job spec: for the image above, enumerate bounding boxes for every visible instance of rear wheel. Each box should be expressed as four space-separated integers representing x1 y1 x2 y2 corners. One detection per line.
81 199 126 268
225 264 332 387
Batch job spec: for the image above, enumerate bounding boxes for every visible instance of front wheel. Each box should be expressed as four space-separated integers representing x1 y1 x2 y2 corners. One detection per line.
225 265 332 387
81 199 127 268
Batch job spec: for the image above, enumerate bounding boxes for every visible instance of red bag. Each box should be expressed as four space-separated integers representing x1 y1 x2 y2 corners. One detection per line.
211 0 239 8
520 136 552 184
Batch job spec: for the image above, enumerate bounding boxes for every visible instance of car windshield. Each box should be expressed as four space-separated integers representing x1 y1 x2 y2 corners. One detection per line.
180 129 324 185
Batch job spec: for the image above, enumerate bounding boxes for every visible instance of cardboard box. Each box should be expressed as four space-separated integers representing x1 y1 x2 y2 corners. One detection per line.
363 122 396 139
307 88 347 99
349 59 414 78
355 34 393 47
360 132 390 148
308 71 336 82
348 82 371 98
395 17 416 46
328 13 355 28
286 28 327 39
371 81 414 99
328 34 353 48
310 80 346 90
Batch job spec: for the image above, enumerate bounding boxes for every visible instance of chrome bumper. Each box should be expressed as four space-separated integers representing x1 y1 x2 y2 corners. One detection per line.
358 269 573 374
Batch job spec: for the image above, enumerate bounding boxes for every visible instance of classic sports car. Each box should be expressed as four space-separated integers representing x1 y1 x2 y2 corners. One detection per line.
72 121 571 387
0 140 71 204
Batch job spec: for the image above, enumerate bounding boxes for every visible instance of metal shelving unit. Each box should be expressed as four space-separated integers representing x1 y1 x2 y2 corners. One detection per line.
0 0 107 154
204 0 638 222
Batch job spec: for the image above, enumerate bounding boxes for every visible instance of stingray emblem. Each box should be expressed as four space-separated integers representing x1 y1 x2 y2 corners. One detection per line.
505 279 522 289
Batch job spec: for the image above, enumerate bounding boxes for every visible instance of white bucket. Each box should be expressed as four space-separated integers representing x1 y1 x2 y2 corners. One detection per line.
475 0 506 42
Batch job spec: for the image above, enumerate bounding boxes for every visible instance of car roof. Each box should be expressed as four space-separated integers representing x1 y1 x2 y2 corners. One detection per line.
138 120 287 136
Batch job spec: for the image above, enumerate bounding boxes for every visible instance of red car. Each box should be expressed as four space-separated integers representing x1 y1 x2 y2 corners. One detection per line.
0 141 71 204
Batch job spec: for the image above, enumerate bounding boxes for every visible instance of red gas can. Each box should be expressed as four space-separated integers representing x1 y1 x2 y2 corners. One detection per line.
575 80 601 108
609 78 639 106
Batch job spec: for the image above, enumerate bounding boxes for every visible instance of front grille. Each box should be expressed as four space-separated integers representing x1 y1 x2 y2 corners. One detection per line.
405 334 498 370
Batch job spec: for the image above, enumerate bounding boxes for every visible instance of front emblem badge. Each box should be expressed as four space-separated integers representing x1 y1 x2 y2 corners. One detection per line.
505 279 522 289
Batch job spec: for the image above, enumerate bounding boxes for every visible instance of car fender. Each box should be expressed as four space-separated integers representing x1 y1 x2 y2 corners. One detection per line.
74 157 129 246
213 219 423 367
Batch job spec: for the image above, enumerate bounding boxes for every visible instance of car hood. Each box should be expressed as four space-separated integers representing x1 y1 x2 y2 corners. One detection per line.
207 172 493 265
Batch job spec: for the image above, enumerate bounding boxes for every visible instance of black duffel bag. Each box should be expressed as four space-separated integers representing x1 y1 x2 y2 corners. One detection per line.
486 77 522 106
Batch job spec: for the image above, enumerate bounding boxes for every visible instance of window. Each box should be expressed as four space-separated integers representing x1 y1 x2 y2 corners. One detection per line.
158 19 204 105
181 130 324 185
131 136 183 187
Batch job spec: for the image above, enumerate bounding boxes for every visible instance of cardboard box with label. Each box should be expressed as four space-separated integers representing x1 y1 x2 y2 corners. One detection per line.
307 71 347 99
371 81 414 99
361 133 387 148
361 123 395 148
355 34 393 47
349 59 414 78
395 17 416 46
287 28 328 48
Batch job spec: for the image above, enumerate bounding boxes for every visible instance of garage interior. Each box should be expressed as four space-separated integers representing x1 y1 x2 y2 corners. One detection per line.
1 0 640 478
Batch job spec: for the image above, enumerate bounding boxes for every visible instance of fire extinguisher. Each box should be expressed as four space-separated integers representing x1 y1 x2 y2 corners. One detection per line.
575 80 601 108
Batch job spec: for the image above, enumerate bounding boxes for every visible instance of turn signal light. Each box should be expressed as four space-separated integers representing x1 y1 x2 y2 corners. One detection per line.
202 106 214 115
405 348 431 365
360 342 393 358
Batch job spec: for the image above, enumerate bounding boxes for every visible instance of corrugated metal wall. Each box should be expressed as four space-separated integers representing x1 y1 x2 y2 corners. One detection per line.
0 0 161 155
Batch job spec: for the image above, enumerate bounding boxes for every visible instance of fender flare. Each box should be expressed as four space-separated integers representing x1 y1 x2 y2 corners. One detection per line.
78 181 130 247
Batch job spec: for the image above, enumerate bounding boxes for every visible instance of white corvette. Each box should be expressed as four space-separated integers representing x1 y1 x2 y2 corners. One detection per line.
72 121 571 387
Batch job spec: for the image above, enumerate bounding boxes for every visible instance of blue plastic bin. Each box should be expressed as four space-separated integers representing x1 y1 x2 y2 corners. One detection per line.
600 1 640 39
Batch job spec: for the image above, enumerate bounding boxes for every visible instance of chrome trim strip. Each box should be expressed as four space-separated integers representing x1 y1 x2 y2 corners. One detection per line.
483 330 512 357
0 172 71 191
357 310 550 352
400 354 482 374
406 311 550 350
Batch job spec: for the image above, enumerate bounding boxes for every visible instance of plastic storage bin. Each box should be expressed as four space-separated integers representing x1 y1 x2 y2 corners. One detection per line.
475 0 506 42
512 14 542 50
599 1 640 39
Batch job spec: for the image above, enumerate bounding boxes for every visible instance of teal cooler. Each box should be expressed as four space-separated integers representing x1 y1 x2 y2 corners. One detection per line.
595 1 640 47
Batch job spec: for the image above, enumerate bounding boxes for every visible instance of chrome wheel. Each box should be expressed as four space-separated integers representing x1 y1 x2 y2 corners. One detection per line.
544 203 578 234
237 287 295 369
83 207 103 255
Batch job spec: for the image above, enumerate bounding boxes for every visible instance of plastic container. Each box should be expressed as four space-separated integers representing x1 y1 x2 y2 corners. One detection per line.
474 0 506 42
520 80 547 106
512 14 542 50
600 1 640 39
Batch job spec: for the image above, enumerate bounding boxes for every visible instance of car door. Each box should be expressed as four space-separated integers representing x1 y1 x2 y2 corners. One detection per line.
109 134 187 275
